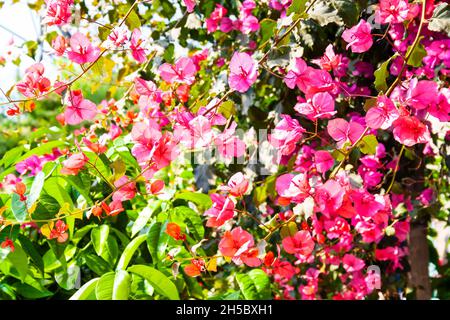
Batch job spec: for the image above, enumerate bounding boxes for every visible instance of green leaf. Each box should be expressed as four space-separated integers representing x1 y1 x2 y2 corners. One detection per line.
287 0 306 16
160 206 204 240
112 270 131 300
95 272 115 300
26 171 45 208
128 265 180 300
259 19 277 44
146 221 169 263
17 234 44 275
428 3 450 36
83 253 113 276
374 54 398 93
163 43 175 63
0 244 29 281
406 41 427 67
55 262 80 290
0 145 24 168
357 134 378 155
91 225 110 257
116 234 147 270
64 174 93 205
15 141 66 166
70 278 99 300
218 100 236 119
125 9 141 31
131 200 162 237
11 193 27 222
175 191 212 211
332 0 359 26
236 269 271 300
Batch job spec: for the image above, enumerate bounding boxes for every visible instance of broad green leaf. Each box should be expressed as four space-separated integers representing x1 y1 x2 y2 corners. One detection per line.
128 265 180 300
55 262 80 290
17 234 44 275
14 275 53 299
236 269 271 300
43 177 73 207
218 101 236 119
95 272 115 300
64 174 93 205
332 0 359 26
116 234 147 270
70 278 99 300
83 253 113 276
0 244 29 281
259 19 277 44
287 0 306 16
175 191 212 211
131 200 162 237
406 41 427 67
26 171 45 208
0 145 24 168
358 134 378 155
374 54 398 92
112 270 131 300
91 225 110 257
125 9 141 31
146 221 170 263
11 193 27 222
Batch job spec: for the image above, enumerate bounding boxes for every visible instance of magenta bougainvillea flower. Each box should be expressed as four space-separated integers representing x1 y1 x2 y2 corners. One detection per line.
228 52 258 92
342 20 373 53
392 115 431 146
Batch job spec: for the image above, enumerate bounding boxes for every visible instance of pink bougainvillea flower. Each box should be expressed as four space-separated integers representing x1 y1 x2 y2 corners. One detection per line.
311 44 343 73
342 20 373 53
184 115 213 149
43 0 73 26
152 133 179 170
107 25 129 48
276 173 311 205
112 176 136 202
314 150 334 173
269 114 305 156
350 190 384 217
16 63 51 98
183 0 196 12
52 35 67 56
219 227 261 267
228 52 258 93
219 172 249 197
405 79 439 110
130 28 147 63
327 118 365 148
429 88 450 122
314 179 345 217
375 0 410 24
282 230 315 256
294 92 336 120
49 220 69 243
342 254 365 272
159 57 197 85
64 90 98 125
214 122 246 158
365 95 399 129
67 32 100 64
205 4 228 33
60 153 88 175
241 15 260 34
284 58 310 91
148 179 165 195
204 193 235 227
392 116 430 147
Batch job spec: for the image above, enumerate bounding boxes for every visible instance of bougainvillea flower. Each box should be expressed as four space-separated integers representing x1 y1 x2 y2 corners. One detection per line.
295 92 336 120
219 172 249 197
1 237 15 252
52 35 67 56
60 153 88 175
16 63 51 98
392 116 430 147
429 88 450 122
148 179 165 195
342 254 365 272
327 118 365 148
204 194 235 227
159 57 197 85
375 0 409 24
112 176 136 202
16 155 42 176
14 181 27 202
282 230 315 256
64 90 98 125
311 44 342 72
184 259 205 277
219 227 261 267
351 190 384 217
107 25 129 48
101 200 124 217
314 150 334 173
284 58 311 91
43 0 73 26
276 173 311 204
365 95 399 129
183 0 196 12
214 122 246 158
342 20 373 53
67 32 100 64
314 179 345 217
228 52 258 93
269 114 305 156
49 220 69 243
165 223 186 241
130 28 147 63
405 79 439 110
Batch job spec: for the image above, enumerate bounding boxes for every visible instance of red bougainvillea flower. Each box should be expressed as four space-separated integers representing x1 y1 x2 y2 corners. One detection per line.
165 222 186 241
342 254 365 272
295 92 336 120
16 63 51 98
112 176 136 202
14 181 27 202
282 230 315 257
148 180 165 195
228 52 258 93
67 32 100 64
159 57 197 85
342 19 373 53
43 0 73 26
64 90 98 125
101 200 124 217
1 237 15 252
327 118 365 149
219 227 261 267
219 172 249 197
130 28 147 63
60 153 88 175
375 0 410 25
82 137 107 154
184 259 206 277
49 220 69 243
392 115 431 147
204 194 235 227
365 95 399 129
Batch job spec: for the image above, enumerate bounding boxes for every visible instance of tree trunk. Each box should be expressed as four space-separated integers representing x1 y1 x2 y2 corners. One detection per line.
407 222 431 299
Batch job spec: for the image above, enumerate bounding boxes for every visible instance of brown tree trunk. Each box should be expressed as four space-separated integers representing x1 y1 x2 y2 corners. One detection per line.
407 222 431 299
